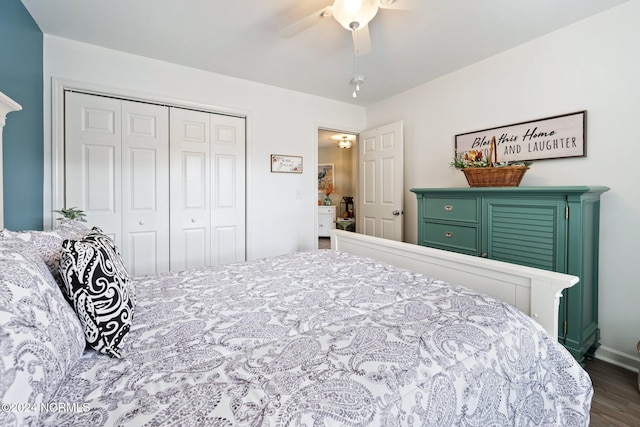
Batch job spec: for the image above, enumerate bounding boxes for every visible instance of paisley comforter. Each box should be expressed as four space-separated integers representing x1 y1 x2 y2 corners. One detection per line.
42 250 592 426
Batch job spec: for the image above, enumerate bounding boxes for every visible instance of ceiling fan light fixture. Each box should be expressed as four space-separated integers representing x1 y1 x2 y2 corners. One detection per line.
332 0 379 31
337 135 353 149
351 74 366 98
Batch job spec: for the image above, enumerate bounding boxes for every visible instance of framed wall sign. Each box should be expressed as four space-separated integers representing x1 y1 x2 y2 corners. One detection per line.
271 154 302 173
455 111 586 162
318 163 334 191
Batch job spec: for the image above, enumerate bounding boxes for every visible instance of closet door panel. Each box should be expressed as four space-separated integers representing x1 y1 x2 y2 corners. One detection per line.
65 92 122 246
129 231 160 274
211 115 246 264
184 228 208 270
121 101 170 276
213 226 238 265
170 107 211 272
183 153 207 208
215 155 235 208
84 145 117 211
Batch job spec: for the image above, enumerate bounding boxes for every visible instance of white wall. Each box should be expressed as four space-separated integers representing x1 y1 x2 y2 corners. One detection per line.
42 35 366 260
367 0 640 368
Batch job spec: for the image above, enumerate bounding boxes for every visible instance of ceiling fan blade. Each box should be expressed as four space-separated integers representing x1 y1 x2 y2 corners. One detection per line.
352 24 372 57
378 0 436 12
279 6 333 38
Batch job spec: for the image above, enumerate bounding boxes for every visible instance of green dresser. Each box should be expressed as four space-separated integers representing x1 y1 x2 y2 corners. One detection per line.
410 186 609 363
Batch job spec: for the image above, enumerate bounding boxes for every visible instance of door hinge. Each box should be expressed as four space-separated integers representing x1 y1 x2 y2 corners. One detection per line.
565 205 569 220
563 320 568 342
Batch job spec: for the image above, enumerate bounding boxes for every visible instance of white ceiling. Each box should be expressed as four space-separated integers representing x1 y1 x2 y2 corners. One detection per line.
22 0 627 106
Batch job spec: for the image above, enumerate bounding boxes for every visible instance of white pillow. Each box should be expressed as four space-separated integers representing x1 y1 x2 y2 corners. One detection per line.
0 237 86 425
3 220 90 290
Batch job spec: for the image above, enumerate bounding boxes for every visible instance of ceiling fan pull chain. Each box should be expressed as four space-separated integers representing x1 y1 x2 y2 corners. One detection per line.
352 23 360 98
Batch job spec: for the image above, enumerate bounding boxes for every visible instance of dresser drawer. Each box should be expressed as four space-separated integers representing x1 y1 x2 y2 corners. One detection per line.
421 222 479 254
318 206 336 215
423 197 479 222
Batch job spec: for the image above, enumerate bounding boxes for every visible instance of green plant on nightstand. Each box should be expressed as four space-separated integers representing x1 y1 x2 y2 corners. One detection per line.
53 207 87 222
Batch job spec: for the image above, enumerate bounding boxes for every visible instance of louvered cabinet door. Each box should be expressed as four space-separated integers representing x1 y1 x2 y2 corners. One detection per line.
482 198 570 348
482 199 567 272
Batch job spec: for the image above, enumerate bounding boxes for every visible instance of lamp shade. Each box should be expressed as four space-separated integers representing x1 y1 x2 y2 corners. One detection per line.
332 0 379 30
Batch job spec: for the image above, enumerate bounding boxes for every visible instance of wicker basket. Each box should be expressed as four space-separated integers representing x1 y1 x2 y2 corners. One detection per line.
461 136 529 187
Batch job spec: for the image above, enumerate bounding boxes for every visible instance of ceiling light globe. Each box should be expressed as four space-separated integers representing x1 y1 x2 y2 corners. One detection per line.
333 0 379 31
337 136 353 149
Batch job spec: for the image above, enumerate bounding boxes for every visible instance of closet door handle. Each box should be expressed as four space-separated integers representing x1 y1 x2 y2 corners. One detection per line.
191 218 197 223
139 220 145 225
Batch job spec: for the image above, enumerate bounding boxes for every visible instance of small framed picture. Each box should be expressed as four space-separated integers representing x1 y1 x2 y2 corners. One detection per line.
271 154 303 173
318 163 334 191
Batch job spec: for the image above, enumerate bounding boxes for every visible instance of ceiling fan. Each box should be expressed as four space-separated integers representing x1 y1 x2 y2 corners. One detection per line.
280 0 426 57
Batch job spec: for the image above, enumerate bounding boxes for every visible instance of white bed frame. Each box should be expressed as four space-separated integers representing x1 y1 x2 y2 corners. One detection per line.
331 229 578 340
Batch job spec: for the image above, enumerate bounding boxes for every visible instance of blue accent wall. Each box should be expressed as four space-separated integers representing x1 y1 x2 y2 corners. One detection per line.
0 1 43 230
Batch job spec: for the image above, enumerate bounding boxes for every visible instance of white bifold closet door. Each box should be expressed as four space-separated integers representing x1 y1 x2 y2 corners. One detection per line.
64 91 245 276
121 101 171 275
169 107 246 271
169 108 210 271
65 92 170 277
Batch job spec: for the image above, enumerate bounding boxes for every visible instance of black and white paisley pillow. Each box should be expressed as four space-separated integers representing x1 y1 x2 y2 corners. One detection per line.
59 227 135 358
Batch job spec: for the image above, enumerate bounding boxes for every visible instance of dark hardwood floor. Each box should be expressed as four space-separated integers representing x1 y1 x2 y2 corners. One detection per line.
584 358 640 426
318 237 331 249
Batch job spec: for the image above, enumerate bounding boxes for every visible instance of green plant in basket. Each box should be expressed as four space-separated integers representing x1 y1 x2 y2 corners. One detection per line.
450 150 490 169
450 146 530 169
53 207 87 222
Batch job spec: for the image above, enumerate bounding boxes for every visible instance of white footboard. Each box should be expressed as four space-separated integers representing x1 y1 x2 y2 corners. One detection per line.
330 230 578 339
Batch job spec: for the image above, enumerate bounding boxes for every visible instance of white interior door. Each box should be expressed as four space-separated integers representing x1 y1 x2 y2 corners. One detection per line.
358 121 404 241
169 107 211 272
121 101 170 276
65 92 122 245
210 114 246 265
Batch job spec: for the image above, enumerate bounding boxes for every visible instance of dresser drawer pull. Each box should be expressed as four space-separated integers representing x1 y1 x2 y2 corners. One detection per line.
444 205 453 211
444 232 453 238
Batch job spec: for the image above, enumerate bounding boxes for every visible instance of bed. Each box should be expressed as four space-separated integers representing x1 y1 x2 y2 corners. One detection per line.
0 92 593 426
1 234 593 426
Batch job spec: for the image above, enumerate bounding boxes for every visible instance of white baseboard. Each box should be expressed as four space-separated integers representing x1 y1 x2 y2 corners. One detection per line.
594 345 640 372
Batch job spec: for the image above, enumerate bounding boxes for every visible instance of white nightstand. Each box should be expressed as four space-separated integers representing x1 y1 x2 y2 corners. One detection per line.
318 206 336 237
